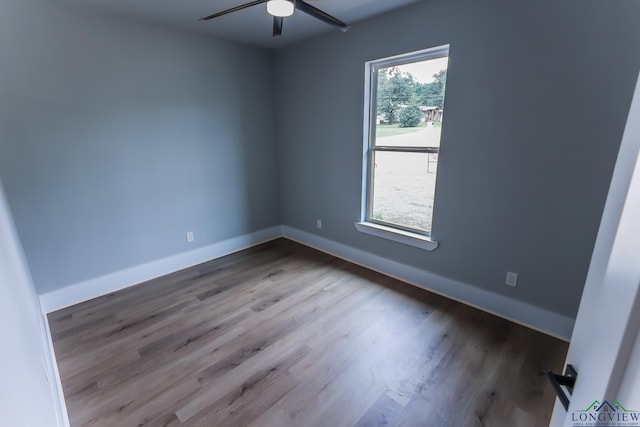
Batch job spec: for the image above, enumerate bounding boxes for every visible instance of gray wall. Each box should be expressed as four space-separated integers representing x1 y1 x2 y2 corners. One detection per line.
275 0 640 317
0 0 279 294
2 0 639 318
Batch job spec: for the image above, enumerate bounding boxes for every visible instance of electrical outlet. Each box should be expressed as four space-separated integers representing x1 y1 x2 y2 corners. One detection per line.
317 219 323 230
186 232 195 243
506 271 518 287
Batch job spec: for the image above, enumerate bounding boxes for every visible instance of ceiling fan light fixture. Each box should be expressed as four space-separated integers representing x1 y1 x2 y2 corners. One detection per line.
266 0 295 18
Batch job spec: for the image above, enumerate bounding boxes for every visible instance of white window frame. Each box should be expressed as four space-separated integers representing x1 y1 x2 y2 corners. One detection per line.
356 45 450 251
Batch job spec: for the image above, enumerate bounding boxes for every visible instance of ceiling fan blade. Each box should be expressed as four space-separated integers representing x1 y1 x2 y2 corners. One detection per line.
200 0 266 21
296 0 350 32
273 16 284 37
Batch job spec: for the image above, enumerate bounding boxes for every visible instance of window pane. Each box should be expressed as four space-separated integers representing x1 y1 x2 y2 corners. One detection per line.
371 150 438 234
374 56 448 148
364 45 449 239
375 123 443 148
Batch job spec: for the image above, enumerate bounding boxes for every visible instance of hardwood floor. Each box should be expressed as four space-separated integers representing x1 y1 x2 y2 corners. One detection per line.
49 238 568 427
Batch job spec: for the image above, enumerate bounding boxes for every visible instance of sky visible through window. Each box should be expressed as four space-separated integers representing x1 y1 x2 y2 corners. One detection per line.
398 57 449 84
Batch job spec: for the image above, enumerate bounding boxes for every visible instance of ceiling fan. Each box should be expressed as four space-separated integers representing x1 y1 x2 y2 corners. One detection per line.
199 0 350 37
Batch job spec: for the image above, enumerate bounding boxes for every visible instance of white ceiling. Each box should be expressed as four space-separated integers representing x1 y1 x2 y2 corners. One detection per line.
58 0 421 49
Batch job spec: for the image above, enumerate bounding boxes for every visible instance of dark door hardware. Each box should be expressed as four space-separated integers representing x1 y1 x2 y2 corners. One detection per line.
547 364 578 411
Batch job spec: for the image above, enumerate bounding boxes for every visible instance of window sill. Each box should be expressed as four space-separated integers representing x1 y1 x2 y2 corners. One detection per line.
354 222 439 251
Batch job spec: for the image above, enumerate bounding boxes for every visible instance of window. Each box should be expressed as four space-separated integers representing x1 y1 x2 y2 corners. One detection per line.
357 45 449 250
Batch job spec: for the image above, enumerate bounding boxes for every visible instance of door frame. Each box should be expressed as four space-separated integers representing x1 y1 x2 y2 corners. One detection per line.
550 71 640 426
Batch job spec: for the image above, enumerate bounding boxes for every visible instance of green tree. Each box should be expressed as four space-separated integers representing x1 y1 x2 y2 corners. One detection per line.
416 69 447 109
377 67 417 123
377 72 397 123
399 104 423 128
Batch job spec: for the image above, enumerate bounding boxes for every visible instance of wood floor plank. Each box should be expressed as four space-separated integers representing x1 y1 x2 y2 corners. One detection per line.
50 238 568 427
354 394 405 427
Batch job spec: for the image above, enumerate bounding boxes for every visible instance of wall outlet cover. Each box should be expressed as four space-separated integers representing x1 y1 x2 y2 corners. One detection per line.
506 271 518 287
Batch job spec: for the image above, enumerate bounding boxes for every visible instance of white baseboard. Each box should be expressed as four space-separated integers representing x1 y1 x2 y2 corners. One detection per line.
39 224 574 340
39 226 282 313
282 226 574 341
39 307 70 427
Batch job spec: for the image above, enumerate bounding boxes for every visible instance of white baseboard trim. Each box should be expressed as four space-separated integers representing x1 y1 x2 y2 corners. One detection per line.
39 307 70 427
38 223 574 340
282 226 574 341
39 226 282 313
